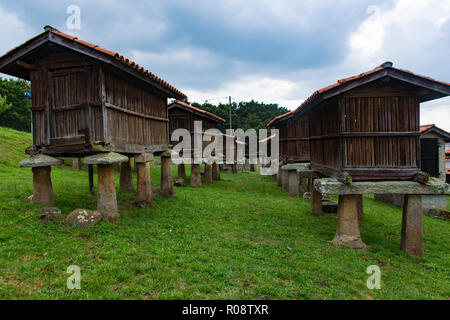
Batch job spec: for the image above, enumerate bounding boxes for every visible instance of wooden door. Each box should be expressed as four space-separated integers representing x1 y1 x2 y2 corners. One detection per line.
48 67 89 147
421 138 439 177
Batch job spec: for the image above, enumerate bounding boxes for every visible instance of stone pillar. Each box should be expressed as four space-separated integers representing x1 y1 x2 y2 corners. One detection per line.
83 152 128 222
88 164 94 194
332 195 367 249
178 164 186 184
32 167 55 205
72 158 82 171
357 194 364 221
277 170 282 187
19 154 64 206
204 164 213 184
97 164 119 221
134 153 153 207
191 164 202 187
288 170 299 198
212 163 221 181
299 176 308 193
160 153 174 198
400 194 424 256
311 186 323 216
119 159 135 193
282 170 289 192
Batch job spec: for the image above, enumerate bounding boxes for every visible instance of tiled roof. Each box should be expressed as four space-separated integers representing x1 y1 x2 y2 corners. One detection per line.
420 124 434 133
1 26 186 99
293 62 450 115
49 28 186 99
267 111 293 127
169 100 226 123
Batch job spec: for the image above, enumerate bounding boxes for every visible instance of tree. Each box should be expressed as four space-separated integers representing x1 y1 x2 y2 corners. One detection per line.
0 78 31 132
190 99 289 132
0 95 11 115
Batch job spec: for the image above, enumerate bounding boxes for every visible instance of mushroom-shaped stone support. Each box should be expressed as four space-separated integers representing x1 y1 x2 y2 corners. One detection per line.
83 152 128 222
160 151 175 198
191 164 202 187
134 153 154 207
19 154 64 206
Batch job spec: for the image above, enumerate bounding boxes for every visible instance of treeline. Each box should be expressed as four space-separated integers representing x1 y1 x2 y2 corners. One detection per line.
0 77 289 133
188 100 289 132
0 78 31 132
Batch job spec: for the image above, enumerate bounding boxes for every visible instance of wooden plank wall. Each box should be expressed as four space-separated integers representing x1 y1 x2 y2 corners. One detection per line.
340 96 419 169
309 100 341 169
103 68 168 147
278 115 310 162
31 52 102 147
169 107 218 151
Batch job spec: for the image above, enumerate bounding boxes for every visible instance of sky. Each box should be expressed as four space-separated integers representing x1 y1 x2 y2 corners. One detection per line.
0 0 449 130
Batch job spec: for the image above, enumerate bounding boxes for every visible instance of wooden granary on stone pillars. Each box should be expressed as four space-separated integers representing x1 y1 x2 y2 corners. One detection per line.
168 101 226 187
267 111 310 192
1 26 186 220
294 62 450 256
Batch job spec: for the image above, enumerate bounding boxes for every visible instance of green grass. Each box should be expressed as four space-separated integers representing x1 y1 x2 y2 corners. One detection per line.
0 126 449 300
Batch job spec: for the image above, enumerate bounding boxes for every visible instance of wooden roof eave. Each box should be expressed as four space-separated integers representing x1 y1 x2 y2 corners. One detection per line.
421 127 450 142
268 113 294 127
48 33 185 100
0 31 185 100
294 68 450 117
168 104 225 124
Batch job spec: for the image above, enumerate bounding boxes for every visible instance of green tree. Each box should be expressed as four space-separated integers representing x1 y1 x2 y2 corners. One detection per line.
0 78 31 132
190 99 289 132
0 95 12 115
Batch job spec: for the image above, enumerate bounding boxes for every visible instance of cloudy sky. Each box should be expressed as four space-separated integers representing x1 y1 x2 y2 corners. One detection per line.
1 0 449 130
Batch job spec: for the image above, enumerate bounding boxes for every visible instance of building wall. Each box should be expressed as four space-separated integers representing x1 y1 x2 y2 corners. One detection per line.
421 132 446 181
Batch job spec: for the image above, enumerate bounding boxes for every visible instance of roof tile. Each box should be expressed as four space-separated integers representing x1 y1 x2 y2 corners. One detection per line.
169 100 226 123
48 28 186 99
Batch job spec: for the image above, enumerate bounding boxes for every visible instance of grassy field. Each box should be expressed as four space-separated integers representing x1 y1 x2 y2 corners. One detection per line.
0 126 448 300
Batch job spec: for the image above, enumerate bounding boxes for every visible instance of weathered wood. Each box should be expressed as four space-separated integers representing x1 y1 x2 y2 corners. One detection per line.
333 195 367 249
191 164 202 187
97 164 119 222
32 166 54 206
160 155 174 198
119 159 135 193
400 194 424 256
314 178 450 195
135 162 152 207
269 114 310 163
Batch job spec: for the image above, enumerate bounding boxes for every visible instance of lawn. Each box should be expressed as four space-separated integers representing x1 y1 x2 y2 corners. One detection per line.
0 126 449 300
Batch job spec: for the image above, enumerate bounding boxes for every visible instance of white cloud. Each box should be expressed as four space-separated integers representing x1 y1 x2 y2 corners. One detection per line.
420 99 450 131
0 5 32 55
349 0 450 68
184 75 304 108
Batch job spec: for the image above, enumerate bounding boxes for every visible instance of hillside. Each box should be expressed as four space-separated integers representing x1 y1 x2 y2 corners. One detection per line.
0 126 448 299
